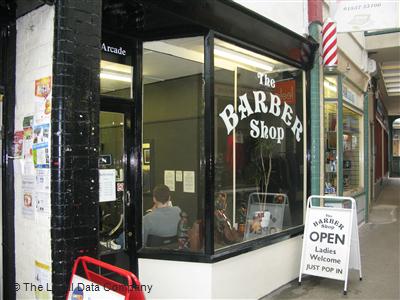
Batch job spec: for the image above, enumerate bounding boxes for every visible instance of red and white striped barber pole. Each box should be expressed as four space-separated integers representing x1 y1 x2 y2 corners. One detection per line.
322 18 338 67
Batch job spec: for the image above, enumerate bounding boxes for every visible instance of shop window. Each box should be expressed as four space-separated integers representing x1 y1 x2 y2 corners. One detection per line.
343 106 363 194
324 76 338 99
392 119 400 177
342 83 363 110
324 102 338 195
142 37 204 252
100 60 133 99
214 39 305 249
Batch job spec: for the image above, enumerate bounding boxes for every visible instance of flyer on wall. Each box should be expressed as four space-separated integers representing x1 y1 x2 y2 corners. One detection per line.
22 175 35 220
34 260 51 300
32 123 50 168
34 76 52 125
35 191 50 216
36 169 50 192
23 116 34 160
13 130 24 157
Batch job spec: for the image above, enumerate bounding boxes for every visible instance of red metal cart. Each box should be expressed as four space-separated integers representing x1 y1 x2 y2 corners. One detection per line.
66 256 145 300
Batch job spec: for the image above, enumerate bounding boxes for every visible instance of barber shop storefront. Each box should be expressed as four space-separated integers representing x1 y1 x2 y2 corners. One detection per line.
3 1 317 299
99 2 316 298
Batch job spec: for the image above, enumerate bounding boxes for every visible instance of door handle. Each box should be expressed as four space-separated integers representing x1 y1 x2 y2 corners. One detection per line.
126 190 131 207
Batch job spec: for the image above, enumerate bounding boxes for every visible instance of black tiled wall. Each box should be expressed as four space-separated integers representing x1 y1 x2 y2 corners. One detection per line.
51 1 101 299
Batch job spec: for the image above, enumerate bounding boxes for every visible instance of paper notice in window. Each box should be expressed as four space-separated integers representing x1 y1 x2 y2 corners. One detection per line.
99 169 116 202
164 170 175 191
176 170 183 182
183 171 195 193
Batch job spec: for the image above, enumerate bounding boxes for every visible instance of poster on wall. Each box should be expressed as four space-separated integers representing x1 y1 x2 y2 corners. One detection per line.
34 260 51 300
32 123 50 168
274 79 296 105
23 116 34 160
13 130 24 157
36 191 50 216
164 170 175 192
22 175 35 219
183 171 195 193
34 76 52 125
36 169 50 192
176 170 183 182
99 169 116 202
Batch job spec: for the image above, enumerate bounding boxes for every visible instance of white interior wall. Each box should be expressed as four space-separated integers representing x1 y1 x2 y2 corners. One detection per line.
15 5 54 299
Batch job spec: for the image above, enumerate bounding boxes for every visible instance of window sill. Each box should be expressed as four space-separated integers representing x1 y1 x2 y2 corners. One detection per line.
137 225 304 263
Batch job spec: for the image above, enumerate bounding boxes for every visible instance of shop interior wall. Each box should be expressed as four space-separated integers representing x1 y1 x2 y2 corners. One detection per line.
143 74 202 222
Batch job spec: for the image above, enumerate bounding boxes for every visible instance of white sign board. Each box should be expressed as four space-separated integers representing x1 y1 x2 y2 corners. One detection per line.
299 196 362 294
67 275 124 300
330 0 400 32
99 169 116 202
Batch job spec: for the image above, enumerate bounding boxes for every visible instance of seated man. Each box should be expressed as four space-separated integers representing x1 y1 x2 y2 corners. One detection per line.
143 184 181 246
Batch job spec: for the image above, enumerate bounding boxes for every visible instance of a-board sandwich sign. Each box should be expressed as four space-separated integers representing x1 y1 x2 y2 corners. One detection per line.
299 195 362 295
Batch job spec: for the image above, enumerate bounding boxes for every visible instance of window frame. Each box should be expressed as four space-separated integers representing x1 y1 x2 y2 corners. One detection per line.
137 30 309 263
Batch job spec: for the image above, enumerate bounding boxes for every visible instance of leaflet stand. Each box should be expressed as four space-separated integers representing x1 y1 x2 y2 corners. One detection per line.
298 195 362 295
66 256 145 300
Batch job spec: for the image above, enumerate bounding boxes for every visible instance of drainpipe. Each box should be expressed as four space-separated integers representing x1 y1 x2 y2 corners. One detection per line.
308 0 323 197
364 92 369 222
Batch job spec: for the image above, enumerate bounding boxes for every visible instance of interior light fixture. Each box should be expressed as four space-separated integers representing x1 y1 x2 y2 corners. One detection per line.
214 47 273 72
100 71 132 83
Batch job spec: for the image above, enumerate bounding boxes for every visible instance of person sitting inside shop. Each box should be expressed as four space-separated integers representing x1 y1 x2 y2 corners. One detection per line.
143 184 181 247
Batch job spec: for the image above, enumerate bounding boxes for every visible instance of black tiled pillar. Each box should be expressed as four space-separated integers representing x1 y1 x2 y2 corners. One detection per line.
51 1 101 299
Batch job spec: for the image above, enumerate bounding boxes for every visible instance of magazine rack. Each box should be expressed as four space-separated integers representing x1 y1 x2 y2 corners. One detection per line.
244 192 291 240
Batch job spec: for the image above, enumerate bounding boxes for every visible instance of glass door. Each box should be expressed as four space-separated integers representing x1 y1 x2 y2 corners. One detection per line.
99 97 135 272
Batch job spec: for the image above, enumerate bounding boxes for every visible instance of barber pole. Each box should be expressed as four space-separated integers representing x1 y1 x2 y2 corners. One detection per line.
322 18 338 67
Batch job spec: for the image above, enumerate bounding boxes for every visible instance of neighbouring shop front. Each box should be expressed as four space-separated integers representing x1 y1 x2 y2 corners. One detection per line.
3 1 317 299
321 50 370 224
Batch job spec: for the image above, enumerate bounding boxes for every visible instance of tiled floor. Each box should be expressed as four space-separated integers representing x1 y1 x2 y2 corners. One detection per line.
261 178 400 300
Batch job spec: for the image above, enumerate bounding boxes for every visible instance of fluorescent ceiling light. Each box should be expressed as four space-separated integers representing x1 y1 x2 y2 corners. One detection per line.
100 71 132 83
324 80 337 93
381 61 400 70
384 78 400 83
380 61 400 96
214 47 273 72
100 60 132 74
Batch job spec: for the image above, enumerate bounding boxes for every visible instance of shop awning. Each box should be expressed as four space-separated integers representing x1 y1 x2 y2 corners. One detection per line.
103 0 318 70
